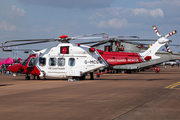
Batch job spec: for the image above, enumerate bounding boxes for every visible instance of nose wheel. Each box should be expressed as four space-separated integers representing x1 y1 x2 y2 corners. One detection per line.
25 74 30 80
25 76 30 80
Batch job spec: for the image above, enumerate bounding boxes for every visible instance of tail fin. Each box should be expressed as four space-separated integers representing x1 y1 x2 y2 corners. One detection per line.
140 25 177 60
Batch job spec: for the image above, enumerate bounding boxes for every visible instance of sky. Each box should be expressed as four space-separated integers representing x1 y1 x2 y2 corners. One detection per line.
0 0 180 59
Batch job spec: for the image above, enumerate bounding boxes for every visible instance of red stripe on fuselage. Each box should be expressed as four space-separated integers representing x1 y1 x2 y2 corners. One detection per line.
96 49 143 66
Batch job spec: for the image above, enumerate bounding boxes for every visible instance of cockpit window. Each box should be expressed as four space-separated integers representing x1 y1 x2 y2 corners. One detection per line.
28 57 36 67
39 57 46 66
49 58 56 66
22 57 29 66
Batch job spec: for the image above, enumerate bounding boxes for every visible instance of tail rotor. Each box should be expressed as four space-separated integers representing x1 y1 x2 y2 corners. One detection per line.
165 44 172 53
152 25 177 44
165 30 177 39
153 25 162 37
153 25 177 53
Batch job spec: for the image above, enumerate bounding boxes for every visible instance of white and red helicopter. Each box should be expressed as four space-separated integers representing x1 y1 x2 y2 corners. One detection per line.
2 25 177 80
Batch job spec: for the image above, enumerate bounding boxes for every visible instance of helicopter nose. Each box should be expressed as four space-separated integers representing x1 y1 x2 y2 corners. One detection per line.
7 64 22 73
7 65 13 71
7 65 17 72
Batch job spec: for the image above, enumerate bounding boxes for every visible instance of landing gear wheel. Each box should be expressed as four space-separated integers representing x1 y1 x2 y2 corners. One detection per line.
37 76 40 80
90 72 94 80
33 76 36 80
25 76 30 80
80 75 86 80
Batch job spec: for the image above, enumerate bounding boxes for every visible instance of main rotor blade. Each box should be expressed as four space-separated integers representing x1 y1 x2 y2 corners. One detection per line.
1 40 51 48
70 33 108 40
80 39 157 44
2 33 108 45
120 39 157 41
3 49 40 52
2 38 60 44
79 41 103 44
166 44 180 46
91 41 109 47
79 39 158 48
108 36 139 39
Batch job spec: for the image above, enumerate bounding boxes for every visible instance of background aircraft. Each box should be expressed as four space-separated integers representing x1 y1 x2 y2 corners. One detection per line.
81 26 179 73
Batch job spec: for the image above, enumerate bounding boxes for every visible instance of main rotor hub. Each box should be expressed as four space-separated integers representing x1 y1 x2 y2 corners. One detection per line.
59 35 69 39
158 37 169 44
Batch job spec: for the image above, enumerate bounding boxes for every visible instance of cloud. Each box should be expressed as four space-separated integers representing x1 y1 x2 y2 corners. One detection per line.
89 7 123 19
17 0 113 9
138 0 180 19
0 21 17 31
138 0 180 8
89 7 165 29
90 7 164 19
98 18 128 28
132 8 164 18
10 5 26 17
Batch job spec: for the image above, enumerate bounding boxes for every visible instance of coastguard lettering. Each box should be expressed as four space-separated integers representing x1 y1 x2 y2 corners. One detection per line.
127 59 139 62
107 59 139 63
107 59 126 62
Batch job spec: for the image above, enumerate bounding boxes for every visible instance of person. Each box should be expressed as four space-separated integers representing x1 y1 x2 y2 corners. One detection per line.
116 44 124 52
5 64 8 71
105 46 109 52
1 63 5 75
115 42 119 51
177 61 179 67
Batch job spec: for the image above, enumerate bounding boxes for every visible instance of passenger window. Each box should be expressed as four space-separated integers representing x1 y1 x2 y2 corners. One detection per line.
39 57 46 66
58 58 65 66
28 57 36 67
69 58 75 66
49 58 56 66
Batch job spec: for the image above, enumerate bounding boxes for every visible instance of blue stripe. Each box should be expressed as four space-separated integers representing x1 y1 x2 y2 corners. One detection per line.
138 53 145 62
95 49 108 66
36 54 41 71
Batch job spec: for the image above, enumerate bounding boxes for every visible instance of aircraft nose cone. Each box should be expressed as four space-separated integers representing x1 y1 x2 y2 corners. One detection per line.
7 65 13 71
7 64 23 73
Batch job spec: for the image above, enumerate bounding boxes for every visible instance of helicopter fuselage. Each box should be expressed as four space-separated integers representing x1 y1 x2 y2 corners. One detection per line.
7 43 145 79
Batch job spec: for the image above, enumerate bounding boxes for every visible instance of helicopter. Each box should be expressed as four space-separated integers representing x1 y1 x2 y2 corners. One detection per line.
2 25 177 80
82 26 179 73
